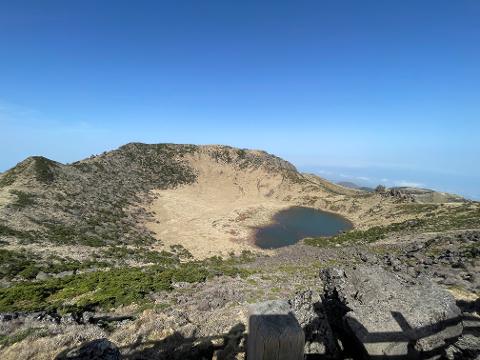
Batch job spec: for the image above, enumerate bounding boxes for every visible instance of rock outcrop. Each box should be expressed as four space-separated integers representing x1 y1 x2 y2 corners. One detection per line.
289 289 340 358
55 339 121 360
320 265 463 359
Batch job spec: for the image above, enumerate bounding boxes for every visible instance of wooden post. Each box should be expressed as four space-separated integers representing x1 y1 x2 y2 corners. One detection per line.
247 300 305 360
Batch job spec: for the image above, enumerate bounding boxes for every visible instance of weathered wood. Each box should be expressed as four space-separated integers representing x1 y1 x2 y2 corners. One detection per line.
247 300 305 360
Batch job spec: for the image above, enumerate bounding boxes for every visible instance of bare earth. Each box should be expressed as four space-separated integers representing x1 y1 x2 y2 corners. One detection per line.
146 152 294 258
145 148 413 258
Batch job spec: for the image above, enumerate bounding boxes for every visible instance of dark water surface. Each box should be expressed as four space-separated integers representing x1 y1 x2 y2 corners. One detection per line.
254 206 353 249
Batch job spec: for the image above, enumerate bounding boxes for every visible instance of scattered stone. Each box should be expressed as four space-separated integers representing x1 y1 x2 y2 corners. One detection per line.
54 270 75 278
178 323 197 339
0 313 18 322
171 281 191 289
82 311 95 324
60 313 80 325
35 271 51 281
43 312 61 323
25 311 46 321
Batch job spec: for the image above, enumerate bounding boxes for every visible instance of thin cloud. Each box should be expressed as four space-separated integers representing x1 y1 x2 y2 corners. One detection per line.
315 169 334 175
394 180 425 188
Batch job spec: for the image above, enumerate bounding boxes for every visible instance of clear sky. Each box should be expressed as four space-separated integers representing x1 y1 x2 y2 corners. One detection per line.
1 1 479 199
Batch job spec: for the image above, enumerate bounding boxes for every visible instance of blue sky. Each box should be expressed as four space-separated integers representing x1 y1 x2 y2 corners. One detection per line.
1 1 479 199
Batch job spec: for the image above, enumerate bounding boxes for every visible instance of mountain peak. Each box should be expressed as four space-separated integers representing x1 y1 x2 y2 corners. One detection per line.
0 156 60 187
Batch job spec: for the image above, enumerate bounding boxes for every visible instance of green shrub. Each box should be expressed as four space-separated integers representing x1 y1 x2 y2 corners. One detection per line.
170 244 193 260
0 224 23 237
101 246 179 265
39 222 106 247
0 249 109 281
0 249 35 279
32 156 57 183
18 265 41 280
0 328 47 348
305 205 480 248
0 254 253 313
304 220 424 247
9 190 36 208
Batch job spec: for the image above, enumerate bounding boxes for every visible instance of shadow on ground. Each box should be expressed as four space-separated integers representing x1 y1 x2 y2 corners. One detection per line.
320 298 480 360
121 323 246 360
55 299 479 359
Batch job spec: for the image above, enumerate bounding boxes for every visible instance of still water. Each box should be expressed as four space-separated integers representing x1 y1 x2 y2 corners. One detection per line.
254 206 353 249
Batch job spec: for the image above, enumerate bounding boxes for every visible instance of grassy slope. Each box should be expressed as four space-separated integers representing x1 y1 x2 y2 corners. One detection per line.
305 202 480 247
0 144 297 313
0 247 256 313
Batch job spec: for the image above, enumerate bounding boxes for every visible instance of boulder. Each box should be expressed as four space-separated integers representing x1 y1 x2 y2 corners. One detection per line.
35 271 51 281
0 312 18 322
82 311 95 324
289 290 340 358
446 333 480 359
321 266 463 359
56 338 121 360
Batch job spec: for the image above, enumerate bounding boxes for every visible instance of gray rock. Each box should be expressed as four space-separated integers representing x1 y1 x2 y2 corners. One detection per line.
358 251 378 264
449 333 480 359
43 312 61 323
171 281 191 289
82 311 95 324
35 271 51 281
26 311 46 321
56 338 121 360
197 299 210 311
55 270 75 278
178 323 197 339
0 312 18 322
60 313 81 324
289 290 340 358
321 265 463 359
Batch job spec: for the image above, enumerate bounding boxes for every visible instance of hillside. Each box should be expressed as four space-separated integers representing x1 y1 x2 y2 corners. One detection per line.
0 143 479 359
0 143 357 255
337 181 374 192
1 143 478 259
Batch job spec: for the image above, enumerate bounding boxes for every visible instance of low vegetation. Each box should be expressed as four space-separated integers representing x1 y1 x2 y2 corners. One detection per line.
31 157 57 183
0 223 34 240
100 246 182 264
37 222 107 247
0 162 28 188
304 221 420 247
0 328 48 348
0 249 109 281
305 204 480 247
397 203 439 215
9 190 36 208
0 250 255 313
0 249 38 280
